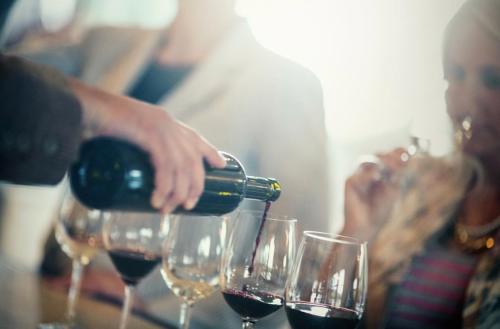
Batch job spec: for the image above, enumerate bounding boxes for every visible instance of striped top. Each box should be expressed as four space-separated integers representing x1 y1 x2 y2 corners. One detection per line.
385 245 477 328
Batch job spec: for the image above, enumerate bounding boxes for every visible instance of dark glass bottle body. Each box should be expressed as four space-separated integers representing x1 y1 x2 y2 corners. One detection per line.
69 137 281 215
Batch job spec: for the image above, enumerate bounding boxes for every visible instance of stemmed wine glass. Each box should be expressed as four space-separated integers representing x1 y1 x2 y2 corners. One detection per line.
220 210 297 329
102 212 166 329
285 232 367 329
161 214 227 329
357 135 430 173
39 188 104 329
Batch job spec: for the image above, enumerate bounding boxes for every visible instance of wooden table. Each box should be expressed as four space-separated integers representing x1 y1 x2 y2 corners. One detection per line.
0 258 169 329
0 257 293 329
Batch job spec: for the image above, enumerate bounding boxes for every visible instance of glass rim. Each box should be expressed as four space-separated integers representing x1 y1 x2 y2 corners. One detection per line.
237 209 298 222
303 231 364 245
165 213 226 220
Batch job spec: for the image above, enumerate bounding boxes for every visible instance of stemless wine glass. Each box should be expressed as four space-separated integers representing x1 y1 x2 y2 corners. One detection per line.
103 212 166 329
285 232 367 329
39 188 104 329
220 210 297 329
161 214 227 329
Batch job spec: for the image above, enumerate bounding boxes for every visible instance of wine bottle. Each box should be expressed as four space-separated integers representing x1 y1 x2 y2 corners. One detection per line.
69 137 281 215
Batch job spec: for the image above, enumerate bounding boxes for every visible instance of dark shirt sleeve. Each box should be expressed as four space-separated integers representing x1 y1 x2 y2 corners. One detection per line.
0 54 83 185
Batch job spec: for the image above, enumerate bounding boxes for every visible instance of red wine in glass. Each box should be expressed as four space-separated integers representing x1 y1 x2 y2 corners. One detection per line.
221 210 297 329
285 232 367 329
285 302 360 329
103 212 165 329
109 250 160 285
222 288 283 320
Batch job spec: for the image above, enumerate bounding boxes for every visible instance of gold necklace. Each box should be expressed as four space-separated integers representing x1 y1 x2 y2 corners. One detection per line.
454 222 497 253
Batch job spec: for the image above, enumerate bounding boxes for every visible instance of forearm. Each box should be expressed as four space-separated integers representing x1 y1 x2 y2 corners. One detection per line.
67 77 109 137
67 77 172 140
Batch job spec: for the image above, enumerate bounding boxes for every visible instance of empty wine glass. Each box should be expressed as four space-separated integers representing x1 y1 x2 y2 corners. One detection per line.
357 135 430 171
161 214 227 329
103 212 166 329
407 135 430 158
39 187 104 329
285 232 367 329
220 210 297 329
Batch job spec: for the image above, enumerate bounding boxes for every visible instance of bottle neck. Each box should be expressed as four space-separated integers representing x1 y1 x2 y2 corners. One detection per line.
245 176 281 202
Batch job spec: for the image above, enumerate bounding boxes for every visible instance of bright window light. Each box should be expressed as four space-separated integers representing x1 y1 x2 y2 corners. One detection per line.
237 0 464 152
237 0 465 231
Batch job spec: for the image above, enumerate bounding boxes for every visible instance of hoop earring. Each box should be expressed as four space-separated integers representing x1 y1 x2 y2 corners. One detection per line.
454 115 473 147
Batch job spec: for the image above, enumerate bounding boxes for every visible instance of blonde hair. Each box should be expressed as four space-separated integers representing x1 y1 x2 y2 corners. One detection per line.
365 2 499 327
366 154 475 327
444 0 500 52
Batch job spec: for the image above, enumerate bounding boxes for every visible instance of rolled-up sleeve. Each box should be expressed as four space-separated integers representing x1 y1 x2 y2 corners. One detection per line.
0 54 83 185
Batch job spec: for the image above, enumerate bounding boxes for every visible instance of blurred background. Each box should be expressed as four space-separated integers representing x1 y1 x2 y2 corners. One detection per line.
0 0 465 269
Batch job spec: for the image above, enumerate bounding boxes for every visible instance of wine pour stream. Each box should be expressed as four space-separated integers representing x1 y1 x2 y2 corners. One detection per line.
248 201 272 275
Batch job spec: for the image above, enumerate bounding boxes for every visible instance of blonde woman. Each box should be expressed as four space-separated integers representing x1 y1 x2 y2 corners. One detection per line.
343 0 500 328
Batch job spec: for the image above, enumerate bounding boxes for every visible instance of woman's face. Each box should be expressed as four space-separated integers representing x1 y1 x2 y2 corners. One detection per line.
444 19 500 159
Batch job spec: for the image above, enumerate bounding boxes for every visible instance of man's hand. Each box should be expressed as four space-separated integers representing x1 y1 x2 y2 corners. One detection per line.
69 79 226 213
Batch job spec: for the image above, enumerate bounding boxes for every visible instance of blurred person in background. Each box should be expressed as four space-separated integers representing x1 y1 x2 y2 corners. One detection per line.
0 0 79 49
341 0 500 328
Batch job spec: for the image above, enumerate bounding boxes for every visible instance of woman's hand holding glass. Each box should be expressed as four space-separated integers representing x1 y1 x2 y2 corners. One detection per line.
344 143 425 241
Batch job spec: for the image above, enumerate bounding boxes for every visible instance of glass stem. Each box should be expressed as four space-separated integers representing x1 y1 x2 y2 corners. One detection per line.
119 285 135 329
179 301 193 329
66 259 84 324
242 320 256 329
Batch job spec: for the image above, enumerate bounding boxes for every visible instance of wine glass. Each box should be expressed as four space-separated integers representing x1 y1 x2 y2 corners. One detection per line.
161 214 227 329
220 210 297 329
357 135 430 173
102 212 166 329
285 232 367 329
39 188 104 329
407 135 430 158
